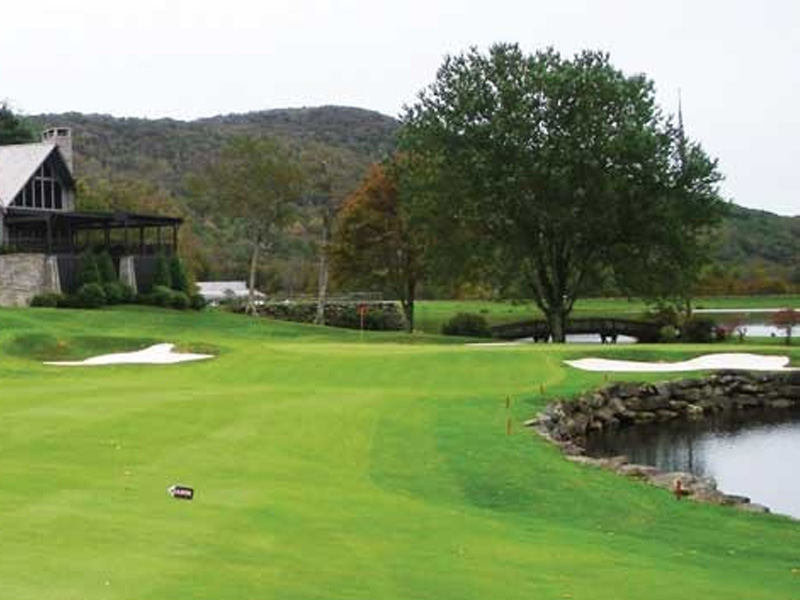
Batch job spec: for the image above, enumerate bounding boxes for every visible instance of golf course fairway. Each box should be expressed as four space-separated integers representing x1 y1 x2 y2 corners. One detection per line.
0 306 798 599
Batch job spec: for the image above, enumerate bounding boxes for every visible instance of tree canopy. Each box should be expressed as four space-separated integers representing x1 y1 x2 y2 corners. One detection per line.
187 136 305 311
400 44 726 340
0 103 36 145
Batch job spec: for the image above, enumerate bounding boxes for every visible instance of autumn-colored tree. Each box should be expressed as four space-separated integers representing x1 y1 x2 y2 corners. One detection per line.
771 309 798 346
329 162 424 331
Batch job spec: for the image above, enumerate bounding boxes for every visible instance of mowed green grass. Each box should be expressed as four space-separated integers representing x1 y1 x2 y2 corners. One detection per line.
415 295 800 333
0 307 798 600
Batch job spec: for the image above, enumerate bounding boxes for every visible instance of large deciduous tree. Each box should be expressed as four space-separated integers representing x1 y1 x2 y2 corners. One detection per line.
188 137 305 313
400 44 726 341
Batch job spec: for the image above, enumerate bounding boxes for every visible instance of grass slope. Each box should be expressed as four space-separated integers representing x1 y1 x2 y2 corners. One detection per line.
0 306 798 599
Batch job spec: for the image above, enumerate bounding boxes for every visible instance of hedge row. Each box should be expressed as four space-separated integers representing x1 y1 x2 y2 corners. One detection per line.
254 301 406 331
31 284 206 311
30 252 203 311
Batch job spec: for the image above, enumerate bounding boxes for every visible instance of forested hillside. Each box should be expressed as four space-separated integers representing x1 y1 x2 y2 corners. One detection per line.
30 106 398 193
700 204 800 294
26 107 798 294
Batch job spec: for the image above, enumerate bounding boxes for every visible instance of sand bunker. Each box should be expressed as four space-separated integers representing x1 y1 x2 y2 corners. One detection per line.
565 353 796 373
44 343 213 366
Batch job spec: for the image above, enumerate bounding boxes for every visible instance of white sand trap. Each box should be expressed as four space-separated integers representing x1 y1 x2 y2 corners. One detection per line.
565 353 796 373
469 340 526 347
44 343 213 366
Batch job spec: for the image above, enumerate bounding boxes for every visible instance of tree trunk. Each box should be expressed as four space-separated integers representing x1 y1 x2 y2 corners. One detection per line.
314 219 330 325
545 308 567 343
246 234 261 315
402 277 416 333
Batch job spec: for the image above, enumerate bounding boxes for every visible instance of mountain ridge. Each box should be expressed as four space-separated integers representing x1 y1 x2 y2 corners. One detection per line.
24 107 799 287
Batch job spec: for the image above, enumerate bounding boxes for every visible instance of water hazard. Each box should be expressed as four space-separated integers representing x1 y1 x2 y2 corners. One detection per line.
585 409 800 519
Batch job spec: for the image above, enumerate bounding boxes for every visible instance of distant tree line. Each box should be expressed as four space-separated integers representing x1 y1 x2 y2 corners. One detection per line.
1 83 797 312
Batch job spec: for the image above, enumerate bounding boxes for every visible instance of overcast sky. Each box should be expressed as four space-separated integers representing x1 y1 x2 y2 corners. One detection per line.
2 0 798 216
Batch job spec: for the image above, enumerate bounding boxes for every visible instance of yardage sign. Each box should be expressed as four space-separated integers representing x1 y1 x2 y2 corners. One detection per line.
168 484 195 500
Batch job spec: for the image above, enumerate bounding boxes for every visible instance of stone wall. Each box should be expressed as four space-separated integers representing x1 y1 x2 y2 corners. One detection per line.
530 371 800 514
0 253 61 306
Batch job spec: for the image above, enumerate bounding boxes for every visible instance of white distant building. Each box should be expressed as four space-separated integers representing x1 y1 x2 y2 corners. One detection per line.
196 281 265 304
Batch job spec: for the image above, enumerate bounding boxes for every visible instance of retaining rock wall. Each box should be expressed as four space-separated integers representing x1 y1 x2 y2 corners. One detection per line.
530 371 800 514
0 254 61 307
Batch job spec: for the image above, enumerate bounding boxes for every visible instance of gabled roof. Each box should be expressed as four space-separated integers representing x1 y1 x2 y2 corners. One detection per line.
0 143 74 209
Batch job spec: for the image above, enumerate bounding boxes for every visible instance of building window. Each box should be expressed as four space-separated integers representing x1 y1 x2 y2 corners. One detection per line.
11 157 67 211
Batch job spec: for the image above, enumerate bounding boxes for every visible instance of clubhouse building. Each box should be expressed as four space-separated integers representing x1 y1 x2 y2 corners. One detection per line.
0 128 182 306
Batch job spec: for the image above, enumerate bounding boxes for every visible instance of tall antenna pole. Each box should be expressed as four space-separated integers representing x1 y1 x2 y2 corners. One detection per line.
677 88 687 166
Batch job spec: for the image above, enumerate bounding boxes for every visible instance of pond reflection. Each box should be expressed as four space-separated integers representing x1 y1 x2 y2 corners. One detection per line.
585 409 800 518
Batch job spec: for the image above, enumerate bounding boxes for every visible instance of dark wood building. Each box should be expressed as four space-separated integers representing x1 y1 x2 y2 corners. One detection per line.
0 128 182 305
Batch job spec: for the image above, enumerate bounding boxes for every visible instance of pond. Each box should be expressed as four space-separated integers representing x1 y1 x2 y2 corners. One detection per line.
737 323 788 338
584 409 800 519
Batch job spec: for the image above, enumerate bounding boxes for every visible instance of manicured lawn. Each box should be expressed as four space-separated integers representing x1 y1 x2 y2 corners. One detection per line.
415 295 800 333
0 306 798 599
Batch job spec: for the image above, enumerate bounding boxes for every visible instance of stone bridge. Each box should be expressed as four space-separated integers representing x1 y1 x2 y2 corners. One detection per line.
491 318 661 343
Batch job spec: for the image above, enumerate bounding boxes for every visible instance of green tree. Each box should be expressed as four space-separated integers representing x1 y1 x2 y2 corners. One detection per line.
97 251 117 284
401 44 725 341
153 254 172 289
169 255 190 294
187 137 305 313
0 103 36 145
299 144 364 325
78 252 101 286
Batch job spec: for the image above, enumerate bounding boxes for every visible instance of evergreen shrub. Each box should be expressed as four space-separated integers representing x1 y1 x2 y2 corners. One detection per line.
682 317 717 343
170 291 190 310
119 284 136 303
658 325 679 343
102 282 125 305
97 251 117 284
169 255 190 293
151 285 174 308
30 293 65 307
153 254 172 289
76 283 107 308
441 313 491 338
190 293 207 311
78 253 101 286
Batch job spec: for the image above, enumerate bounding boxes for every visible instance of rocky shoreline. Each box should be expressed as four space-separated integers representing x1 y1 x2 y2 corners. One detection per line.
528 371 800 515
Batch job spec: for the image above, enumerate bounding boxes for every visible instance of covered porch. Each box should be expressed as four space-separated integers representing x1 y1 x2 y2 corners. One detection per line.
2 208 183 256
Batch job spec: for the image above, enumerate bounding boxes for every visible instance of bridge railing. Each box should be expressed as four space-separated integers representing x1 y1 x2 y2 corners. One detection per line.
490 318 661 342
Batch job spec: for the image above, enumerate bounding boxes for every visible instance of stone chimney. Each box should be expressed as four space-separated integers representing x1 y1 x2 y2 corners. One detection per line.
41 127 73 173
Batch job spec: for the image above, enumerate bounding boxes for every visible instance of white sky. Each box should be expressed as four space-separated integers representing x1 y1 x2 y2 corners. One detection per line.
2 0 798 216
